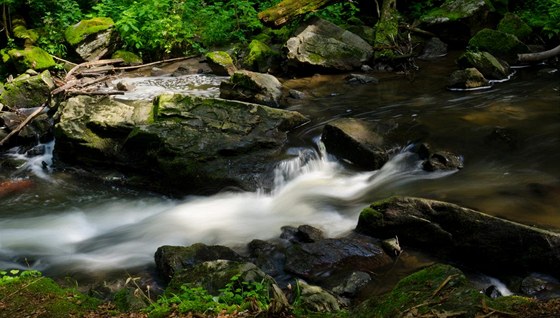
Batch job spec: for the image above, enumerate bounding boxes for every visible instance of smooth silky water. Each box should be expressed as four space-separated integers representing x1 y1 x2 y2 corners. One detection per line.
0 55 558 291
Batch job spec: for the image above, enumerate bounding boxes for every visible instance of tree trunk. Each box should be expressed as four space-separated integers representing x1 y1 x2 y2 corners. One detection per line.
518 44 560 63
258 0 339 26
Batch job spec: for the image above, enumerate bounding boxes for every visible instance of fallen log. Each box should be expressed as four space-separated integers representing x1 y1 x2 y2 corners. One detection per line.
518 44 560 63
65 58 124 81
258 0 339 26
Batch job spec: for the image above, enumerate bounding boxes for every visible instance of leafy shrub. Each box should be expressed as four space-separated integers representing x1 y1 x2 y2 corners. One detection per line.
91 0 280 60
516 0 560 39
312 2 361 27
146 274 270 317
0 269 42 285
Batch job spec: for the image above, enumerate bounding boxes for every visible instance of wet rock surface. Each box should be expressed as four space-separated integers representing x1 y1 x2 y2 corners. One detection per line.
356 196 560 276
54 93 308 194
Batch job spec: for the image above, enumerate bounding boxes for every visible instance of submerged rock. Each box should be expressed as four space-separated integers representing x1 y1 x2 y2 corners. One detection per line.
356 197 560 276
54 94 308 194
285 17 373 72
448 67 489 89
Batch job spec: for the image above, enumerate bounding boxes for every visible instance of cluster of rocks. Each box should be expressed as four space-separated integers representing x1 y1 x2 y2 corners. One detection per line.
136 195 560 315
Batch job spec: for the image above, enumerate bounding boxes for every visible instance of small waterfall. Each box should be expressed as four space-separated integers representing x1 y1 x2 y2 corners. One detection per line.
0 142 457 273
4 140 54 181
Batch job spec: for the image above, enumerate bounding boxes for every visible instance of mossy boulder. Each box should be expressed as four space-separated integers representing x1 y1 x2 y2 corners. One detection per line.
0 70 55 110
285 17 373 71
356 196 560 276
457 51 510 80
54 94 308 195
352 264 530 318
111 50 142 66
6 46 56 73
420 0 495 46
243 39 280 73
498 12 532 41
65 17 114 46
468 28 530 63
205 51 237 76
65 17 116 61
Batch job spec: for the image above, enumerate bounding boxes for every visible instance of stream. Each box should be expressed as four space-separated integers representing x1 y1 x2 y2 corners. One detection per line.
0 55 559 283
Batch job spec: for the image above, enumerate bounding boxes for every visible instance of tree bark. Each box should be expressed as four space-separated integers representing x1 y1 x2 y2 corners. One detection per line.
258 0 339 26
518 44 560 63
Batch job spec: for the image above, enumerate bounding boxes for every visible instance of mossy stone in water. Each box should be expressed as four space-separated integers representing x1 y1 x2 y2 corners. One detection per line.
65 17 114 46
0 70 55 110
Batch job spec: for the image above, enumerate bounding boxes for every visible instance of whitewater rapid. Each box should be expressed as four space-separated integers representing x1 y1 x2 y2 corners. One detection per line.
0 142 455 274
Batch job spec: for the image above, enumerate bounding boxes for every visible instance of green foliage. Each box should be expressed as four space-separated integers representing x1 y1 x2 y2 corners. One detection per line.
146 274 270 317
312 2 360 27
91 0 280 59
0 269 42 285
27 0 83 56
516 0 560 39
405 0 445 19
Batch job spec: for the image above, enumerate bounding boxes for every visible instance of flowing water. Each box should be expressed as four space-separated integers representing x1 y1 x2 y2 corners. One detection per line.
0 55 559 282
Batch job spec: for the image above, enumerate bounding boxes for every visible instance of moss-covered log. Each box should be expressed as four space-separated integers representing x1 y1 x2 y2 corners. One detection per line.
258 0 339 26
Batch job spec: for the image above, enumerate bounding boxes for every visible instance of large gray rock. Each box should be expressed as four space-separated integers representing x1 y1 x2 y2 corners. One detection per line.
220 70 283 107
54 94 308 194
321 118 391 170
286 18 373 71
356 196 560 275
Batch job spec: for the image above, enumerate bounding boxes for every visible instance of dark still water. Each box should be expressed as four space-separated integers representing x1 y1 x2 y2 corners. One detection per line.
0 55 558 278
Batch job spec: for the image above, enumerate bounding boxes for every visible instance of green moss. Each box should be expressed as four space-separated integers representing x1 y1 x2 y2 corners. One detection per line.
205 51 234 66
13 25 39 43
7 46 56 72
498 13 532 40
0 272 100 317
65 17 114 46
468 28 529 61
0 69 54 109
352 264 531 318
244 39 279 71
111 50 142 65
